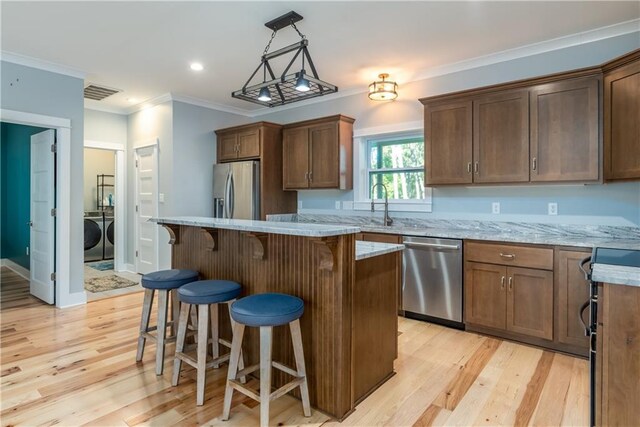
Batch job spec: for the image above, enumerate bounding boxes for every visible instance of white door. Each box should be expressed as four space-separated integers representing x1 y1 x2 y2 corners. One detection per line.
135 146 158 274
30 129 56 304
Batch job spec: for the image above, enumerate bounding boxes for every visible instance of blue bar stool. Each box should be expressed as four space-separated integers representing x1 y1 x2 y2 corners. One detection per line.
172 279 246 406
222 293 311 427
136 268 199 375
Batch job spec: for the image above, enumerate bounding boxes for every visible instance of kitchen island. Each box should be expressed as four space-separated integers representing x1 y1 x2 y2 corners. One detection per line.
151 216 403 420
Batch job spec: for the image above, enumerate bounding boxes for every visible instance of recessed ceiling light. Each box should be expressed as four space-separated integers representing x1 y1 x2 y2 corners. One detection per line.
190 62 204 71
126 98 137 103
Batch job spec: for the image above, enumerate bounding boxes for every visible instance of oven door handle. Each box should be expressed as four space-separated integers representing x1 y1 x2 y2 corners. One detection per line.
579 300 591 337
579 256 592 281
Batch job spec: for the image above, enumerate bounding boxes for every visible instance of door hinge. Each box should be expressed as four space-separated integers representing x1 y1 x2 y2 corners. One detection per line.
50 208 57 216
135 250 139 257
135 159 139 167
135 205 139 212
51 143 57 153
50 272 56 281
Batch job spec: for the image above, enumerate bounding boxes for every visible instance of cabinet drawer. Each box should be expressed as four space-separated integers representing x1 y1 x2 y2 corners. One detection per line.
465 242 553 270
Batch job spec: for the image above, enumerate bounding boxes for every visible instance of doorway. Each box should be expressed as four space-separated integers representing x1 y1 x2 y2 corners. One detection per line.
134 144 159 275
1 122 55 305
82 142 140 300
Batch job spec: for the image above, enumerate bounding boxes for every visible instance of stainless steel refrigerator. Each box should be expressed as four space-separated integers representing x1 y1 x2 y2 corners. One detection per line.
212 161 260 220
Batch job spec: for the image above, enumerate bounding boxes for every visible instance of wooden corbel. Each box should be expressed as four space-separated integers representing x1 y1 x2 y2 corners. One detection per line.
161 224 181 245
200 228 218 251
311 237 339 271
242 232 268 260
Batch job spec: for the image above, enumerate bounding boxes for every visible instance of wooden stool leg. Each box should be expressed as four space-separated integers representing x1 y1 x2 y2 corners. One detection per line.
222 322 245 421
172 303 190 386
190 308 199 343
290 319 311 417
155 290 169 375
259 326 273 427
196 304 209 406
227 302 246 383
136 289 154 362
170 289 180 337
209 303 220 368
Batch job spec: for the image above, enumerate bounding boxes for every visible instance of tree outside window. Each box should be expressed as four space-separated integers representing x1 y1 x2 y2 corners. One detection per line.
367 136 425 200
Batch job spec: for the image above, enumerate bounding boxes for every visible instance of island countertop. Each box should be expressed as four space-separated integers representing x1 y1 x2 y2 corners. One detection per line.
356 241 404 260
150 216 360 237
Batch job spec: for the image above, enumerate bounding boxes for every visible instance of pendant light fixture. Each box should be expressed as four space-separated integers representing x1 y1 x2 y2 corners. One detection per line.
232 11 337 107
368 73 398 101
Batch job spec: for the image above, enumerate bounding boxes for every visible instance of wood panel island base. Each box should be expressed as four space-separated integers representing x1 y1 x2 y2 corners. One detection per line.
152 217 404 420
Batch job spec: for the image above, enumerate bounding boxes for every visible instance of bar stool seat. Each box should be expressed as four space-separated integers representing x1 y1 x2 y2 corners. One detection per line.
223 293 311 427
172 280 245 406
136 269 199 376
230 293 304 327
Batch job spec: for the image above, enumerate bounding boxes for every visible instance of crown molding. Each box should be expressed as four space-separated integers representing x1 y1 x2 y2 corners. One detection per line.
125 93 173 114
0 50 86 79
170 94 254 117
84 102 128 115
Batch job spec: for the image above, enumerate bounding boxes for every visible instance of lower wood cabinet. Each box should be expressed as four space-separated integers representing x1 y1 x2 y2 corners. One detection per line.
465 261 553 340
357 232 403 314
555 249 590 355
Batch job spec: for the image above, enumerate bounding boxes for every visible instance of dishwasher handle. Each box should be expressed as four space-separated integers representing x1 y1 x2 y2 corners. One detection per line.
403 241 460 251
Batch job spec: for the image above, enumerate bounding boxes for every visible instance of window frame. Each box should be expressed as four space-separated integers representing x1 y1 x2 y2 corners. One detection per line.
352 122 432 213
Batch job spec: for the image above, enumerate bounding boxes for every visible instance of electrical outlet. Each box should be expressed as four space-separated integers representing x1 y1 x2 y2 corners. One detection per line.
548 202 558 215
159 193 165 203
492 202 501 214
335 201 341 210
297 201 303 210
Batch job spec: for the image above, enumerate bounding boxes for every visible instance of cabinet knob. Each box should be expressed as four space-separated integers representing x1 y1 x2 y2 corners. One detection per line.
474 162 479 174
501 276 505 290
532 157 537 171
467 162 472 174
508 276 513 291
309 171 313 182
499 253 515 260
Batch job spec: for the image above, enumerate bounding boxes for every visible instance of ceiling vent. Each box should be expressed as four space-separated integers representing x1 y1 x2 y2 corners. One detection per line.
84 84 121 101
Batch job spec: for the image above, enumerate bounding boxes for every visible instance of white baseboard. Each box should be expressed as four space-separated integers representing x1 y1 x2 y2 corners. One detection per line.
123 263 137 274
58 290 87 308
1 259 30 280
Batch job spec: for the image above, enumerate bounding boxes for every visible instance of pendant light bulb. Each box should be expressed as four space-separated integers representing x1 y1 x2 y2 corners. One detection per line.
295 71 311 92
258 86 272 102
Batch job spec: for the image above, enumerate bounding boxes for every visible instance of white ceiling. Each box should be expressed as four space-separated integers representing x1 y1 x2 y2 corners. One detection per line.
2 1 639 114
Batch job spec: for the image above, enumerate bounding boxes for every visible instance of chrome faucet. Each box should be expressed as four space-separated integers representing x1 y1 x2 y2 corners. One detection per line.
371 183 393 226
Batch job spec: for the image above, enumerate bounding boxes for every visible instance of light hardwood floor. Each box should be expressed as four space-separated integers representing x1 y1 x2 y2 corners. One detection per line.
0 288 589 426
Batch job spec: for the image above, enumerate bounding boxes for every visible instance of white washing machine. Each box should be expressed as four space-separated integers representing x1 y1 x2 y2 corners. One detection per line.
84 212 104 262
104 214 114 260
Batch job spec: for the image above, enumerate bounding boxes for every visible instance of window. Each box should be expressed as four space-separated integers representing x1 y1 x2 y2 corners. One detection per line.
366 136 426 200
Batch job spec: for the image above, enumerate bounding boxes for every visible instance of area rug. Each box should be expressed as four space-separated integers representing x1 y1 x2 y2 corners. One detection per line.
86 260 114 271
85 275 137 293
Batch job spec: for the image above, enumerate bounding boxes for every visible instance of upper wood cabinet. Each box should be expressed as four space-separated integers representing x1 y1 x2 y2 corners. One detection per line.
530 77 600 182
216 124 262 162
424 101 472 184
473 90 530 183
421 71 603 186
282 115 354 190
603 50 640 181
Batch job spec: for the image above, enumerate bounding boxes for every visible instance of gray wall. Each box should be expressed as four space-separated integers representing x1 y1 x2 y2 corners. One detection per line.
1 60 86 293
251 32 640 226
85 109 127 143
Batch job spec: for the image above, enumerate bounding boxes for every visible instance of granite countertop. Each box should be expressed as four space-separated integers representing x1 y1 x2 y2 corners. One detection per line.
150 216 360 237
267 214 640 250
356 241 405 261
592 264 640 287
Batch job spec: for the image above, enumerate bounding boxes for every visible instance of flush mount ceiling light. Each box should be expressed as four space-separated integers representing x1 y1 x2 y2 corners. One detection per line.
190 62 204 71
368 73 398 101
232 11 338 107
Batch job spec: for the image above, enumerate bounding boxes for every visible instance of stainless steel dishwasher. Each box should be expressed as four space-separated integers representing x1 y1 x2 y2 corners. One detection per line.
402 236 463 328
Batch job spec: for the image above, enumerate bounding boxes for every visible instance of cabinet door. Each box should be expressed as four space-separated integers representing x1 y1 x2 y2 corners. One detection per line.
473 90 530 183
556 250 590 351
236 128 261 159
424 101 473 185
604 59 640 180
464 262 506 329
283 127 310 189
530 77 600 182
309 123 339 188
217 133 238 162
506 267 553 340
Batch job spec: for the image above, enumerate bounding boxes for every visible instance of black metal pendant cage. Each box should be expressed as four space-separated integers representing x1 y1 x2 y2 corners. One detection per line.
232 13 338 108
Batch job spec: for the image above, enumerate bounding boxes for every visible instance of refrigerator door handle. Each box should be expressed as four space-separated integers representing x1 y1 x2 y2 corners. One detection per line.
224 172 231 218
228 171 235 218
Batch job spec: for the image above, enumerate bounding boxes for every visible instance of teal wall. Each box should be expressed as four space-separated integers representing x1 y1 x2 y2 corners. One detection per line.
1 122 48 269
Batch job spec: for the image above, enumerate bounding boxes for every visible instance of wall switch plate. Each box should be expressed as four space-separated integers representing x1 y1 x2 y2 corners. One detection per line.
297 201 303 209
335 201 341 210
492 202 501 214
159 193 165 203
548 202 558 215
